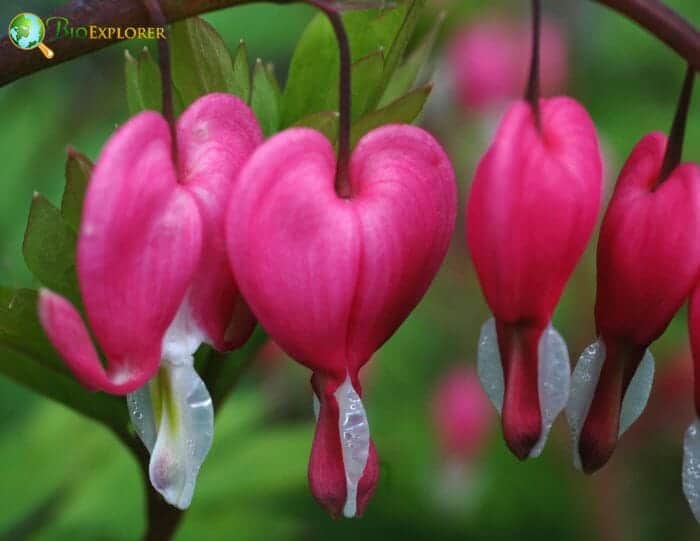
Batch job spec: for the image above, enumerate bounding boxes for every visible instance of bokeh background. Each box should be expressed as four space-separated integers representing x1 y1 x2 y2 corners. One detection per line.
1 0 699 539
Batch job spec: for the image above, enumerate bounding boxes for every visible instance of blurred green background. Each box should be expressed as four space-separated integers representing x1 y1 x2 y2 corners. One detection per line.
0 0 699 539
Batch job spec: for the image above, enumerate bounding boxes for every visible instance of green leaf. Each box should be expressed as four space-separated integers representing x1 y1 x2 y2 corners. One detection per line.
380 10 444 106
0 346 128 430
22 194 80 304
250 60 281 137
351 84 432 147
0 287 128 430
60 147 92 232
379 0 424 91
293 111 339 143
124 48 161 115
232 40 251 103
0 288 63 373
282 2 415 126
351 51 385 120
170 17 245 107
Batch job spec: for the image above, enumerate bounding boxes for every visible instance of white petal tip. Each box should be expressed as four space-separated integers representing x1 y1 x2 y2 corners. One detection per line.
683 419 700 523
531 325 571 458
476 318 503 414
342 500 357 518
335 375 370 520
129 361 214 511
566 340 654 468
477 318 570 457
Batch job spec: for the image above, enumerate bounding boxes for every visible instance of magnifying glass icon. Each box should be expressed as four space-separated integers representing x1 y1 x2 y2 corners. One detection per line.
8 12 54 59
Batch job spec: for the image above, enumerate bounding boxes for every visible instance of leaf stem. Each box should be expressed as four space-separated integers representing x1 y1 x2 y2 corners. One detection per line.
525 0 541 129
659 64 695 182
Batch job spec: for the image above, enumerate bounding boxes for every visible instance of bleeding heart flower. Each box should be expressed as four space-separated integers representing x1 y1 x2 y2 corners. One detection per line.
227 125 456 517
467 97 603 460
448 17 568 113
39 93 263 508
567 132 700 474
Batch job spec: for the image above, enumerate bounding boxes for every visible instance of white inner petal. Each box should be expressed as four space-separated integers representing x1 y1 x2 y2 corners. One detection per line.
334 375 370 518
682 418 700 523
312 393 320 421
566 340 604 470
618 349 654 436
127 359 214 510
476 318 503 414
161 300 204 363
566 339 654 470
530 325 570 458
476 317 570 458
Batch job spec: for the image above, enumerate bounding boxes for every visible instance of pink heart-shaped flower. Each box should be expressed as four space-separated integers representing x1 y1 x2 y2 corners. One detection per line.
227 125 456 517
467 97 603 459
570 132 700 473
39 94 262 394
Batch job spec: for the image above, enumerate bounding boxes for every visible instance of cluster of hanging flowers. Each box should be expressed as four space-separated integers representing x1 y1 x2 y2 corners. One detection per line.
35 0 700 524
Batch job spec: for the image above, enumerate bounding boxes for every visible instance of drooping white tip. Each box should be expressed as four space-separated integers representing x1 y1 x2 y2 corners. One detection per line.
335 375 370 519
476 318 503 414
682 418 700 523
476 317 570 458
566 339 654 470
127 360 214 509
530 325 570 458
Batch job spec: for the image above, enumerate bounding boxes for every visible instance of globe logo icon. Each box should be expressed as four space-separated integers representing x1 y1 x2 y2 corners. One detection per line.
8 12 54 59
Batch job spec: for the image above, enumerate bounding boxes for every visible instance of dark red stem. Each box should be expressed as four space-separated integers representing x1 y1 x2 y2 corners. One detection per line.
659 64 695 182
309 3 352 197
142 0 176 152
525 0 541 129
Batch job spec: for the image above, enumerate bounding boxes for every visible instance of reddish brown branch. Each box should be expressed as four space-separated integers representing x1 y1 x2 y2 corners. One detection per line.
0 0 698 87
592 0 700 70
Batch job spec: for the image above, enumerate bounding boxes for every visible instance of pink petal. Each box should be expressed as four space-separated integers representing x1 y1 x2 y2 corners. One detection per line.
177 94 263 351
227 128 361 382
77 112 202 393
345 125 456 371
38 289 147 393
595 133 700 344
228 125 456 378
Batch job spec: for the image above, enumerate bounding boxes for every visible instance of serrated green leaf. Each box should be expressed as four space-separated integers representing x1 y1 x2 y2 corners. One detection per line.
170 17 244 107
124 48 161 115
351 84 432 147
61 148 92 232
250 60 281 137
293 111 339 143
380 10 443 106
282 2 413 127
232 41 251 103
23 195 80 304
